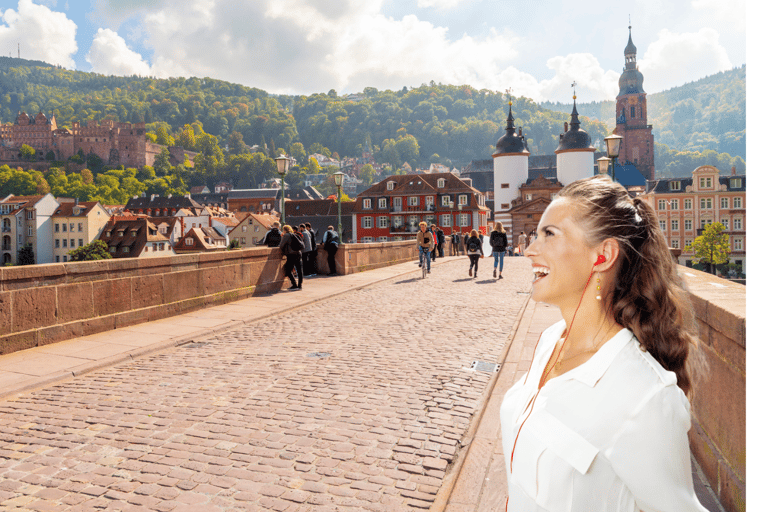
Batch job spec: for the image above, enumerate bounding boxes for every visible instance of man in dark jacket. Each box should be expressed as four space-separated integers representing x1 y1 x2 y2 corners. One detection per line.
278 225 303 290
263 221 282 247
323 226 339 275
305 222 317 276
436 227 445 258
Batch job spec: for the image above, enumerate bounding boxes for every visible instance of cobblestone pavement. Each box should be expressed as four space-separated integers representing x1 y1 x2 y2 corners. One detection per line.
0 257 532 512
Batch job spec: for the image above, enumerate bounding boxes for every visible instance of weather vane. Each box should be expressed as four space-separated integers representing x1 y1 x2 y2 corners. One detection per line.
506 87 513 105
571 81 577 100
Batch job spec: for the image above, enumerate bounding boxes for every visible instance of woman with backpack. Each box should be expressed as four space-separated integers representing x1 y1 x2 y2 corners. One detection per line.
490 222 508 279
466 229 482 278
278 225 304 290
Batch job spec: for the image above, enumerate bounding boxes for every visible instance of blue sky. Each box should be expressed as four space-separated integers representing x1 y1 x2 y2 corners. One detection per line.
0 0 746 103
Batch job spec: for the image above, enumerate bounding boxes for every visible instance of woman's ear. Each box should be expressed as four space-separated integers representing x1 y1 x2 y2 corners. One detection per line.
595 238 620 271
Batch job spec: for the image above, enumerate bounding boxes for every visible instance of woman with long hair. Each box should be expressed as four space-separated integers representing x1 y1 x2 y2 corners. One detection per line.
500 175 705 511
466 229 482 278
490 221 508 279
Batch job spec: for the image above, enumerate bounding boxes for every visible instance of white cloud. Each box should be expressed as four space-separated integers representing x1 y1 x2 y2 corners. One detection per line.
639 28 732 92
417 0 472 9
538 53 620 103
86 28 153 76
0 0 77 67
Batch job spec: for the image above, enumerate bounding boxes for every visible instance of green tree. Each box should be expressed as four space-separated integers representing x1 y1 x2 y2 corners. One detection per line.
17 245 35 265
20 144 35 161
685 222 730 274
153 148 173 176
227 131 250 156
69 239 111 261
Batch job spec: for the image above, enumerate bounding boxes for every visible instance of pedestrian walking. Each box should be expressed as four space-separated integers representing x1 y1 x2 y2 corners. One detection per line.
322 225 340 275
516 231 527 256
416 221 435 273
299 224 312 277
490 222 508 279
466 229 482 278
278 225 304 290
451 232 460 256
500 175 707 511
429 225 438 262
436 226 445 258
262 221 282 247
305 222 318 276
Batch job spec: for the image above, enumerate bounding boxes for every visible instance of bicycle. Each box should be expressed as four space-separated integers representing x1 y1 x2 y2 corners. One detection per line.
422 258 428 279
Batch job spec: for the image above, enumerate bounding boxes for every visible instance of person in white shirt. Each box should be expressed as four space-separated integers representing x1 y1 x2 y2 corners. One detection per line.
500 175 706 512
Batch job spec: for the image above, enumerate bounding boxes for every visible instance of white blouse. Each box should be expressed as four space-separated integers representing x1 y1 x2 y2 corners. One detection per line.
500 320 708 512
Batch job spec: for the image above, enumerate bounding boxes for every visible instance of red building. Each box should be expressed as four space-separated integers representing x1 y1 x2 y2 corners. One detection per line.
352 173 490 242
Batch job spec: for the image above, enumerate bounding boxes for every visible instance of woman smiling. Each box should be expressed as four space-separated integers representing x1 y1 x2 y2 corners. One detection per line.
500 175 706 511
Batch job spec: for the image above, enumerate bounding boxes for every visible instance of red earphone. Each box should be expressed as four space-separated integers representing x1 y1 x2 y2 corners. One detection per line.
595 255 606 265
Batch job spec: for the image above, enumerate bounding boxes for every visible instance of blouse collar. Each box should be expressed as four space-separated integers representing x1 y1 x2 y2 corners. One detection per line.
536 320 636 388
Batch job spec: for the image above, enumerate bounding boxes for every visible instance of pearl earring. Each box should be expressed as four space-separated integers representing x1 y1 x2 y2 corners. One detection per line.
596 273 602 301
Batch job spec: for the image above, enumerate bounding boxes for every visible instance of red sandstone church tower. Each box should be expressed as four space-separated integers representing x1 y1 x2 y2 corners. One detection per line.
615 25 654 181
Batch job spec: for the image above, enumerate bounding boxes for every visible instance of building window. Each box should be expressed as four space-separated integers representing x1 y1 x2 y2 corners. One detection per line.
378 198 387 209
242 225 247 232
62 223 68 232
659 220 666 231
734 238 743 251
501 183 510 189
684 199 692 210
441 214 452 227
109 246 116 253
62 239 67 248
363 199 372 209
658 200 666 210
437 178 446 188
685 239 693 249
55 239 60 248
699 177 713 189
78 223 83 232
720 197 729 209
123 247 130 253
425 196 434 207
378 236 388 242
55 255 60 262
387 181 395 191
671 220 679 231
671 239 679 249
252 237 258 245
70 223 74 232
721 218 729 230
26 210 34 220
458 195 468 206
63 255 67 262
733 218 742 230
525 194 532 201
55 223 60 232
460 213 469 227
701 219 713 229
392 216 403 228
733 197 742 209
700 198 712 209
79 239 83 247
362 216 373 229
670 199 678 210
185 238 194 246
362 236 374 243
408 196 418 207
377 216 388 228
70 239 74 247
730 178 742 188
441 196 451 206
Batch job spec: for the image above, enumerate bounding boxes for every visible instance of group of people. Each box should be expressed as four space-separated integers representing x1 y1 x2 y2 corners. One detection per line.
263 221 340 290
462 222 508 279
416 223 451 272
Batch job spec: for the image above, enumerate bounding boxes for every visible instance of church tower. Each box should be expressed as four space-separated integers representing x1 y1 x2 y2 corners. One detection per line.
555 90 596 185
492 99 529 233
614 24 655 181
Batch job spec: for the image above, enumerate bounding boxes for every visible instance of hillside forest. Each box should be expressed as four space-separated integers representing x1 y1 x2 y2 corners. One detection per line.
0 57 746 202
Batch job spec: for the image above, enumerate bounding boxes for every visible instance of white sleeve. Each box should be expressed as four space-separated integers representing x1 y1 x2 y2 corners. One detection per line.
606 385 707 512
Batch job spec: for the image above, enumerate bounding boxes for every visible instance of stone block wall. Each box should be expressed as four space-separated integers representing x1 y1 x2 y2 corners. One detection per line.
681 267 746 512
0 241 419 356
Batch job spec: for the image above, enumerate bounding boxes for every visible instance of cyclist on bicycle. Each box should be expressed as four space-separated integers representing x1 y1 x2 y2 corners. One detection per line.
417 221 435 273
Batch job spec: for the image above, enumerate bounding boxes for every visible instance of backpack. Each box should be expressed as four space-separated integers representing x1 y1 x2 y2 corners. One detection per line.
492 232 505 248
467 238 480 252
290 233 305 252
325 232 339 246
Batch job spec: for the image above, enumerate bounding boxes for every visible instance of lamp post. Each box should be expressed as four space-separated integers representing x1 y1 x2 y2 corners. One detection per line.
604 134 623 181
275 155 289 225
333 171 344 244
597 156 611 177
448 200 454 234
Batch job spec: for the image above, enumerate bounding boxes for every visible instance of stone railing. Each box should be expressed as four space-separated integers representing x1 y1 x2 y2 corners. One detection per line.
681 267 746 512
0 240 418 356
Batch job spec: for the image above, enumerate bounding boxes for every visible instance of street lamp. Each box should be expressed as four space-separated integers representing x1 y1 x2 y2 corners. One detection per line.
333 171 344 244
275 154 289 224
448 200 454 234
597 156 611 176
604 134 623 181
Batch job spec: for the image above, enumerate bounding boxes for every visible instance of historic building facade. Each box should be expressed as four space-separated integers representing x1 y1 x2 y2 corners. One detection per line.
641 165 746 274
352 172 489 242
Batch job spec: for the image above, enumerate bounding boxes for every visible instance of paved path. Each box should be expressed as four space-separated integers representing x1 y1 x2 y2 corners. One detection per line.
0 256 532 511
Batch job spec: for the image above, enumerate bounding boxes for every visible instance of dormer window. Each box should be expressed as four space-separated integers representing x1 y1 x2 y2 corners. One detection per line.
387 181 395 191
363 199 372 209
117 230 125 237
670 181 681 191
437 178 446 188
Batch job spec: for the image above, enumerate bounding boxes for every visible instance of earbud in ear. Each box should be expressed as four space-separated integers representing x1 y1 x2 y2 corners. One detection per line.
595 255 606 266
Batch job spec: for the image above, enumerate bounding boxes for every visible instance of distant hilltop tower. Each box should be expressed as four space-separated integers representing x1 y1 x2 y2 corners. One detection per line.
492 94 530 231
614 23 655 181
555 86 596 185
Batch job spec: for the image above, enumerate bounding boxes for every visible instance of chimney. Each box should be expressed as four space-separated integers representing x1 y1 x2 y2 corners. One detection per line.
731 166 736 176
